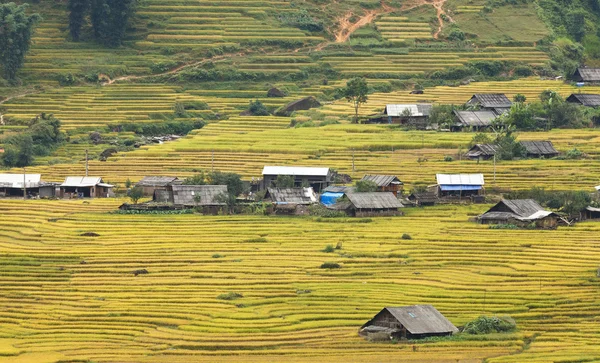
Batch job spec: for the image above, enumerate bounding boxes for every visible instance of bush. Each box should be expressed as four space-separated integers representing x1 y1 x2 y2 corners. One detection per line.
565 148 584 159
444 156 454 162
401 233 412 240
354 180 378 192
320 262 341 269
248 100 270 116
216 292 243 300
463 316 516 334
322 245 335 253
309 204 347 218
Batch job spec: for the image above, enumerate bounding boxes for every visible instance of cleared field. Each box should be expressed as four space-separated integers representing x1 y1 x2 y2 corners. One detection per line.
0 200 599 362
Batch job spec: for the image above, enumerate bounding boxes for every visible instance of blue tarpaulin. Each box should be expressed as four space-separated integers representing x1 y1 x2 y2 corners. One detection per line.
440 185 482 191
320 192 344 206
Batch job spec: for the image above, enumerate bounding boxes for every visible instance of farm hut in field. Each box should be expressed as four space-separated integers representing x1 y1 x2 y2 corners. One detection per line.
436 174 484 198
135 176 182 196
265 187 317 215
262 166 333 192
378 104 433 126
361 175 403 196
59 177 114 198
360 305 458 340
0 174 56 198
580 206 600 221
572 68 600 83
478 199 560 228
465 94 512 115
452 110 498 132
520 141 559 158
407 192 438 207
465 144 500 160
345 192 403 217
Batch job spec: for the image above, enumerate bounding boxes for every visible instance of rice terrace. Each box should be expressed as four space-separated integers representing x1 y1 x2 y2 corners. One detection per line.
1 0 600 362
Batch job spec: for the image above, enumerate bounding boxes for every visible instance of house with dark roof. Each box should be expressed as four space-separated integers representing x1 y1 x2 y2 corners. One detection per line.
359 305 458 340
465 144 500 160
345 192 403 217
265 187 317 205
466 94 512 114
407 192 437 207
361 175 403 196
520 141 559 158
580 206 600 221
262 166 333 192
452 110 498 131
154 185 228 208
478 199 560 228
135 176 181 196
572 68 600 83
566 93 600 107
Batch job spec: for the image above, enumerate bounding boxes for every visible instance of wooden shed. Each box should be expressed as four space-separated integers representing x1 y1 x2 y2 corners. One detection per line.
520 141 559 158
154 185 228 208
345 192 403 217
572 68 600 83
407 192 437 206
59 177 114 198
465 94 512 114
360 305 458 340
580 206 600 221
465 144 500 160
135 176 181 196
361 175 403 196
478 199 560 228
566 93 600 107
380 104 433 126
452 110 498 132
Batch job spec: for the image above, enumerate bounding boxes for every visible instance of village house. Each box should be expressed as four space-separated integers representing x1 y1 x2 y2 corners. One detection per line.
320 186 354 206
436 174 485 197
344 192 404 217
359 305 458 340
377 104 433 126
262 166 333 192
0 174 56 198
135 176 182 196
59 177 114 198
154 184 228 209
580 206 600 221
465 94 512 115
466 141 559 160
477 199 560 228
407 192 438 207
566 93 600 107
452 110 498 132
572 68 600 83
265 187 317 215
361 175 403 196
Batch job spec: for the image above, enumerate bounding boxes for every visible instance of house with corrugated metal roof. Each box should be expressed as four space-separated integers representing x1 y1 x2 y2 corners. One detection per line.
345 192 404 217
359 305 458 340
465 144 500 160
265 187 317 205
436 174 485 197
379 104 432 126
361 175 403 196
0 174 57 198
466 141 559 160
566 93 600 107
478 199 560 228
154 185 228 207
573 68 600 83
135 176 182 196
453 110 498 131
59 177 114 198
262 166 333 192
466 94 512 115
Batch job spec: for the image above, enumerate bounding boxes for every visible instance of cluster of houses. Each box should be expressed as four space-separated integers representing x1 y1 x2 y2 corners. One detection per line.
0 174 114 199
370 89 600 129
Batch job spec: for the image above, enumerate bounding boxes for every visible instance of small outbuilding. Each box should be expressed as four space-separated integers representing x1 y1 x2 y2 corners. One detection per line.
345 192 403 217
361 175 403 196
465 94 512 114
0 174 56 198
436 174 484 197
452 110 498 132
572 68 600 83
360 305 458 340
262 166 333 192
265 187 317 205
520 141 559 158
580 206 600 221
135 176 182 196
566 93 600 107
379 104 433 126
154 185 228 208
407 192 438 207
59 177 114 198
465 143 500 160
478 199 560 228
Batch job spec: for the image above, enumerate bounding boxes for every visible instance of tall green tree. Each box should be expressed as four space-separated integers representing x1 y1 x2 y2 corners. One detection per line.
90 0 136 47
0 3 41 81
343 77 368 123
68 0 89 41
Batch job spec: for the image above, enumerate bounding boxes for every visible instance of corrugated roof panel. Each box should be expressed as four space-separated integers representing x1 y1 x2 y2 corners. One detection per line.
436 174 485 186
385 104 432 117
0 174 41 189
262 166 330 177
61 176 103 187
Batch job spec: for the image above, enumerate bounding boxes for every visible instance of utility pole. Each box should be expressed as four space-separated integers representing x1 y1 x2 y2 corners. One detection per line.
85 149 89 177
23 168 26 200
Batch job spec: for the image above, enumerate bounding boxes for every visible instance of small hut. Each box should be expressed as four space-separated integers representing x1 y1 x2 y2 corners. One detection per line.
345 192 403 217
520 141 559 158
59 177 113 198
360 305 458 340
452 110 498 132
581 206 600 221
265 187 317 214
465 94 512 114
436 174 484 198
465 144 500 160
407 192 437 207
262 166 333 192
566 93 600 107
478 199 560 228
135 176 181 196
572 68 600 83
361 175 403 196
378 104 432 126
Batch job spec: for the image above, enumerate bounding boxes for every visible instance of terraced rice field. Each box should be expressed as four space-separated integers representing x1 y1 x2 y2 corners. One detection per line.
376 16 434 42
1 200 600 362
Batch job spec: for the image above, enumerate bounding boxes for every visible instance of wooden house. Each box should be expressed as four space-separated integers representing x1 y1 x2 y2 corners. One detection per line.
135 176 181 196
520 141 559 158
359 305 458 340
59 177 114 198
345 192 403 217
262 166 333 192
361 175 403 196
566 93 600 107
465 144 500 160
436 174 484 197
378 104 433 126
465 94 512 114
478 199 560 228
581 206 600 221
407 192 437 207
572 68 600 83
265 187 317 215
154 185 227 208
452 110 498 132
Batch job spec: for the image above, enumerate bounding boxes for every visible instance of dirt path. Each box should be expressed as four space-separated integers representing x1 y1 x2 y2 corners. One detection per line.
0 89 40 106
400 0 452 39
